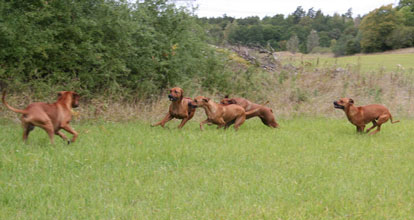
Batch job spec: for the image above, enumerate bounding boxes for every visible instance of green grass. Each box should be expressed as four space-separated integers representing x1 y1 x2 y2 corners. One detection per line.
1 118 414 219
284 53 414 73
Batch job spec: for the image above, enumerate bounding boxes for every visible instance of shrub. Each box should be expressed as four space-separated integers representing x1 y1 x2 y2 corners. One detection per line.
310 47 332 54
0 0 239 100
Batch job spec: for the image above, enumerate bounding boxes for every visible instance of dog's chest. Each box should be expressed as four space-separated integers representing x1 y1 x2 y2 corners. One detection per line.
171 109 188 119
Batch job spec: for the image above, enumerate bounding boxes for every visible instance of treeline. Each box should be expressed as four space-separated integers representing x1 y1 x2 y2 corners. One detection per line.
200 0 414 56
0 0 243 98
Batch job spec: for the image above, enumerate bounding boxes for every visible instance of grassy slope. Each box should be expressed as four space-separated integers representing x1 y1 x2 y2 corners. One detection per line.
1 118 413 219
319 53 414 73
281 52 414 73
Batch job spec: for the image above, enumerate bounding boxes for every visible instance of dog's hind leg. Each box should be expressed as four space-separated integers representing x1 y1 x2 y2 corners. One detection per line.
224 119 236 129
369 115 389 135
39 122 55 144
233 115 246 131
365 121 377 133
22 123 34 143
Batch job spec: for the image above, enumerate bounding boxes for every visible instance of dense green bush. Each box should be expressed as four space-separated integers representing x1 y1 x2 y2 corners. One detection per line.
0 0 238 99
310 46 331 54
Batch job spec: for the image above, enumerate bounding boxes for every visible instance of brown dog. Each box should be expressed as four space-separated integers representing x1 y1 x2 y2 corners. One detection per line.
152 87 196 128
334 98 399 134
220 96 279 128
2 91 80 144
189 96 259 131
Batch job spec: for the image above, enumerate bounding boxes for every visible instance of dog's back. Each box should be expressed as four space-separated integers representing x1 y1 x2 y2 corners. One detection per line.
360 104 390 120
221 104 245 122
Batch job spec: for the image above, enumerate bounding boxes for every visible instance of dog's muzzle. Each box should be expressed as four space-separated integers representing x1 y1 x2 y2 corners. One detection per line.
333 101 344 109
168 94 177 101
188 102 197 108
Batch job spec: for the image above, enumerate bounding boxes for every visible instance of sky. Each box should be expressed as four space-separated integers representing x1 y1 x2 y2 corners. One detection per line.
175 0 400 18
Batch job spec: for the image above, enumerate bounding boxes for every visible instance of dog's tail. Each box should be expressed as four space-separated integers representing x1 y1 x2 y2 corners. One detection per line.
2 91 28 114
261 100 269 106
390 114 400 124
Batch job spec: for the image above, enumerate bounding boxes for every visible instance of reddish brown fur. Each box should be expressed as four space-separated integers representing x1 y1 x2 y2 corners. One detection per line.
334 98 399 135
2 91 80 144
220 97 279 128
189 96 259 131
152 87 196 128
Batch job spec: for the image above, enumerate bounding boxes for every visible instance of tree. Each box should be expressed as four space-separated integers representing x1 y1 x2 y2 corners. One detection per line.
223 20 238 45
228 25 249 45
306 30 320 53
307 7 316 18
287 35 300 53
246 25 264 46
399 6 414 26
332 34 361 56
345 8 353 18
398 0 414 10
318 31 331 47
359 5 403 52
262 24 282 48
292 6 306 24
386 26 414 49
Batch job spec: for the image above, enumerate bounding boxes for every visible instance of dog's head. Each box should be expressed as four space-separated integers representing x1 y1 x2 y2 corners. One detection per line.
189 96 210 108
71 92 80 108
168 87 183 101
333 98 354 110
220 98 237 105
58 91 80 108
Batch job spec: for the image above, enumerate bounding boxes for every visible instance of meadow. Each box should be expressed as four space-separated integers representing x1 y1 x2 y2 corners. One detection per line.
2 1 414 218
1 117 413 219
278 49 414 73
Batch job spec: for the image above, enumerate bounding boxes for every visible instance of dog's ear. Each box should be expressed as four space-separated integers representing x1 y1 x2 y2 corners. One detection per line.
72 92 80 99
57 91 64 98
349 98 354 104
179 88 184 98
203 97 210 102
229 99 237 104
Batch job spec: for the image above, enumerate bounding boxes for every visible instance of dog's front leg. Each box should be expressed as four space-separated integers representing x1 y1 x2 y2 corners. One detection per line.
152 113 173 127
178 117 190 129
61 124 78 143
356 125 365 133
199 119 210 131
55 130 69 143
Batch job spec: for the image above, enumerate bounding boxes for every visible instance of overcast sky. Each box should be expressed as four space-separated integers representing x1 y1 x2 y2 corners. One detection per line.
176 0 400 18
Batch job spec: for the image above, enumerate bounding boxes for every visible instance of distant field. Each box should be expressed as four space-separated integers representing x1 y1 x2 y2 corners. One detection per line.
1 118 413 219
280 51 414 73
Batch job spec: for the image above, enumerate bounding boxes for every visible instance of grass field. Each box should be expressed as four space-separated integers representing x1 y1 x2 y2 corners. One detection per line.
281 51 414 73
1 117 414 219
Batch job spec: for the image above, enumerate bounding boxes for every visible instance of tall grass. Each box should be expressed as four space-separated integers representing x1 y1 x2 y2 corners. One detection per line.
1 118 413 219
